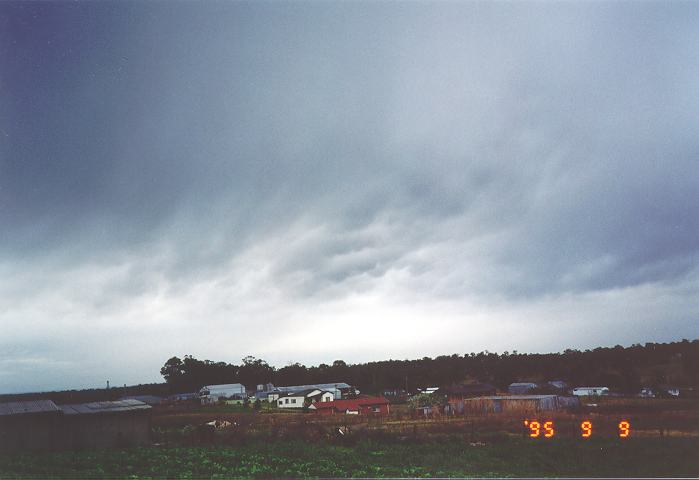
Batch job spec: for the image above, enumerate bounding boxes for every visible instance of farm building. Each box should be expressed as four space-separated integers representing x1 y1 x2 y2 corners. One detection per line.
119 395 163 406
199 384 246 404
508 382 538 394
309 396 390 415
167 392 199 402
460 395 575 414
275 382 355 399
0 400 63 454
276 389 334 409
572 386 609 396
60 399 152 450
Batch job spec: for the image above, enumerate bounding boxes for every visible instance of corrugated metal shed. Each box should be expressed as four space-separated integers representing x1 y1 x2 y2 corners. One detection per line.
0 400 61 416
60 399 151 415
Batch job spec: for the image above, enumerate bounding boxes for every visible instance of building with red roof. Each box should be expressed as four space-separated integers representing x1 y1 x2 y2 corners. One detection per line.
308 396 390 415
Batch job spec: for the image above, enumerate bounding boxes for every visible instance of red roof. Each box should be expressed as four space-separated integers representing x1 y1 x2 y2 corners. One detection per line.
312 396 389 411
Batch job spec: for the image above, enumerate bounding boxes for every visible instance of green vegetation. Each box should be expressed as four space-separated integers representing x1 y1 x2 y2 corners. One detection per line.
1 437 698 478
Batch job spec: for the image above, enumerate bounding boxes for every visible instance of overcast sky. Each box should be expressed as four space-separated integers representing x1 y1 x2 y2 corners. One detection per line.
1 1 698 394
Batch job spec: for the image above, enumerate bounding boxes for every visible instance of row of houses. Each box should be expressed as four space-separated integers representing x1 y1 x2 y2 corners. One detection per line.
0 399 151 454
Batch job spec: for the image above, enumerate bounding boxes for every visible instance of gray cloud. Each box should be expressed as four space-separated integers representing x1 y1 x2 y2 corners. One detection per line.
1 1 698 392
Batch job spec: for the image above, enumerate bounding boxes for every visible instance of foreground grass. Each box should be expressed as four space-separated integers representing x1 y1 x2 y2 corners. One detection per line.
1 437 698 478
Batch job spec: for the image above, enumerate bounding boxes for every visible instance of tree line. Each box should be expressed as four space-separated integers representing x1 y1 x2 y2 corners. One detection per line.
160 339 699 395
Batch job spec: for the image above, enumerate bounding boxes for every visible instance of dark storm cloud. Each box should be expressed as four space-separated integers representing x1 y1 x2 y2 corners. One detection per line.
1 1 699 392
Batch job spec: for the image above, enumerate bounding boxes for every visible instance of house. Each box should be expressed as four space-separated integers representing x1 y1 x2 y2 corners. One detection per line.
276 389 334 409
0 400 63 454
460 395 577 414
508 383 538 395
60 399 152 450
572 386 609 396
199 384 246 404
274 383 355 399
309 396 390 415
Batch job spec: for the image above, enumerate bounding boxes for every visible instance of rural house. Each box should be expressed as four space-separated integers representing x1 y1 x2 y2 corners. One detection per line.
0 400 63 454
276 389 334 409
309 396 390 415
274 382 355 399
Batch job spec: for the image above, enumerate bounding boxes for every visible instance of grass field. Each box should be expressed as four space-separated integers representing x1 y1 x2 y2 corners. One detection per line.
1 436 699 478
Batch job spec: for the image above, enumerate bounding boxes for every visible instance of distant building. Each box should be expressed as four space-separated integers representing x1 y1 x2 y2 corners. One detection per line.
199 384 247 404
417 387 440 395
382 388 408 398
658 385 681 397
167 392 199 402
274 383 355 399
0 400 63 454
572 387 609 396
508 383 538 395
547 381 568 392
309 396 390 415
119 395 163 406
60 399 152 450
276 389 334 409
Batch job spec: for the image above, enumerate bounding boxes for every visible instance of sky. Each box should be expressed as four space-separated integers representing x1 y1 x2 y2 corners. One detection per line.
1 1 699 394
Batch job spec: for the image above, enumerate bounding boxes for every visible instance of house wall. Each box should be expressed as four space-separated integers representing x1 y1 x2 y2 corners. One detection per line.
277 396 304 408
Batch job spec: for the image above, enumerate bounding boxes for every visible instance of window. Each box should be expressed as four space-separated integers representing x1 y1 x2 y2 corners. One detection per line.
291 398 296 404
372 406 381 413
278 400 282 406
285 398 289 404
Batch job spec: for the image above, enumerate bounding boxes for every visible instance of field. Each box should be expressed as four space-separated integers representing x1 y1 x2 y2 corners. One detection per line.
2 397 699 478
1 437 699 478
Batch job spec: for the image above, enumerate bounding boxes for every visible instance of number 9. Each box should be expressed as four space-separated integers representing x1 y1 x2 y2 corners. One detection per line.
618 420 630 438
581 420 592 438
528 421 541 437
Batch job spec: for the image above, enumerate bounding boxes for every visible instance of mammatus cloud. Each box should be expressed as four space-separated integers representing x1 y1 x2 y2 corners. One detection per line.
1 1 698 393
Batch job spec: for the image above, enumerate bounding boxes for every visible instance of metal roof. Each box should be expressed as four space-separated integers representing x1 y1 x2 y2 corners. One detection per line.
60 399 151 415
277 383 350 392
0 400 61 416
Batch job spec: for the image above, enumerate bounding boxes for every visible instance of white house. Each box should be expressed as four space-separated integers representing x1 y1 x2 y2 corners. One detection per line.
199 383 247 404
572 386 610 396
276 389 334 409
275 383 354 399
